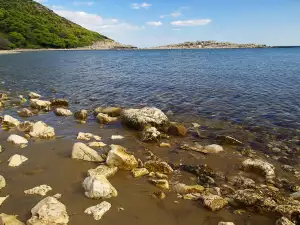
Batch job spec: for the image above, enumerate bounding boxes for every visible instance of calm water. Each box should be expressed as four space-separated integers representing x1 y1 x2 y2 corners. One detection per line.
1 48 300 135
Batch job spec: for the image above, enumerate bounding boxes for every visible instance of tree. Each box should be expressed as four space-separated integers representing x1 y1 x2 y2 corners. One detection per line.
8 32 25 47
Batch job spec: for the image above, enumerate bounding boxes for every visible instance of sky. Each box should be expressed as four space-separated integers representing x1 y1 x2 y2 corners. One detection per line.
35 0 300 47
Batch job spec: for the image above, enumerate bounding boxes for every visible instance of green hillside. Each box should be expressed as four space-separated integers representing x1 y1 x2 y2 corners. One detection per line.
0 0 110 49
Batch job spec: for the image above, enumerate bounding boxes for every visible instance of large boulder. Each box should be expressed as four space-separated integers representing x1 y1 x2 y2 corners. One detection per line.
141 127 161 142
30 99 51 111
2 115 20 127
7 134 28 146
28 92 41 99
54 108 73 116
29 121 55 139
88 165 118 178
144 160 173 174
121 107 169 130
96 113 118 124
27 196 69 225
95 107 122 117
50 99 69 107
83 175 118 199
72 143 104 162
242 159 275 181
0 213 24 225
106 145 138 170
84 201 111 220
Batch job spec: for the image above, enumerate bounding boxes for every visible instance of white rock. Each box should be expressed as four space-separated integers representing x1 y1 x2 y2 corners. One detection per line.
88 142 106 148
8 154 28 167
53 193 62 199
96 113 118 124
0 175 6 190
111 135 124 140
2 115 20 127
131 168 149 178
141 127 161 142
0 213 24 225
218 222 235 225
24 185 52 196
30 99 51 110
242 158 275 181
84 201 111 220
54 108 73 116
7 134 28 146
106 144 138 170
87 165 118 178
72 142 104 162
29 121 55 139
77 132 101 141
27 196 69 225
121 107 169 129
83 175 118 199
204 144 224 153
0 195 9 206
28 92 41 99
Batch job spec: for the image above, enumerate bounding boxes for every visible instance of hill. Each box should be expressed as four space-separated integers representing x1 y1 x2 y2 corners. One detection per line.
0 0 110 49
149 40 269 49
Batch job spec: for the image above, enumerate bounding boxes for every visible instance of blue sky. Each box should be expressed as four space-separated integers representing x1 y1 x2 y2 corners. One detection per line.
36 0 300 47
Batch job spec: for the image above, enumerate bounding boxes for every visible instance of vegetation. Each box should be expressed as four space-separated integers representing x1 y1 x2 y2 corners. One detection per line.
0 0 110 49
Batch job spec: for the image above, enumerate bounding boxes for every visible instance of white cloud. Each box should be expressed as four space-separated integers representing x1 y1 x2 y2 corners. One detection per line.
160 12 181 19
171 19 212 27
73 1 95 6
131 2 151 9
51 5 64 10
146 21 162 26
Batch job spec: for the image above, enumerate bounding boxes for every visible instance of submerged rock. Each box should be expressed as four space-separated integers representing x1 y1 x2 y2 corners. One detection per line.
218 222 235 225
88 142 106 148
121 107 169 130
50 99 69 107
180 143 207 153
24 185 52 196
28 92 41 99
7 134 28 146
204 144 224 153
77 132 101 141
131 168 149 178
83 175 118 199
0 175 6 190
72 142 104 162
159 142 171 148
173 183 204 195
95 107 122 117
96 113 118 124
217 135 243 145
0 93 8 100
141 127 161 142
74 109 88 120
54 108 73 116
168 122 187 136
275 217 295 225
17 121 34 132
2 115 20 127
199 194 228 211
85 201 111 220
8 154 28 167
0 213 24 225
111 135 124 140
29 121 55 139
30 99 51 111
18 108 34 117
151 191 166 200
88 165 118 178
148 172 168 179
106 145 137 170
242 158 275 181
149 179 170 190
144 160 173 174
27 196 69 225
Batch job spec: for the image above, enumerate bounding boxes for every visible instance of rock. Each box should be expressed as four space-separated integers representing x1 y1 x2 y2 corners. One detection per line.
74 110 88 120
0 102 3 108
121 107 169 130
0 93 8 100
7 134 28 146
97 113 118 124
281 165 298 174
88 142 106 148
0 176 6 190
290 191 300 199
199 194 228 211
204 144 224 153
28 92 41 99
95 107 122 117
88 165 118 178
217 135 243 145
144 160 173 174
140 127 161 142
149 179 170 190
242 158 275 181
111 135 124 140
168 123 187 136
0 145 2 153
83 175 118 199
53 193 62 199
218 222 235 225
148 172 168 179
24 185 52 196
275 217 295 225
27 196 69 225
77 132 101 141
18 108 34 117
0 213 24 225
159 142 171 148
50 99 69 107
228 176 255 188
2 115 20 127
106 145 138 170
30 99 51 110
131 168 149 178
85 201 111 220
180 143 207 153
54 108 73 116
8 154 28 167
151 191 166 200
233 189 264 206
173 183 204 194
0 195 9 206
17 121 34 132
275 205 300 220
72 142 104 162
29 121 55 139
